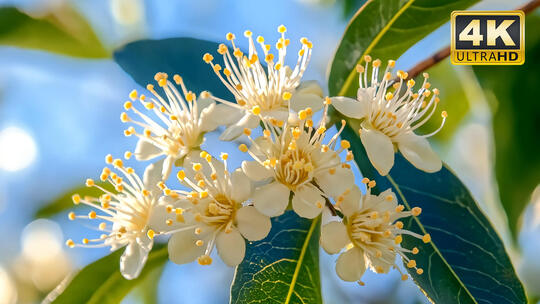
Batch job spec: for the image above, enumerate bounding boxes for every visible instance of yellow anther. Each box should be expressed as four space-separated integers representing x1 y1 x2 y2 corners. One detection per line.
407 79 415 88
394 235 403 244
120 112 129 123
195 227 202 235
197 255 212 265
200 191 208 198
395 205 405 212
388 60 396 68
355 64 364 73
82 238 89 245
298 49 305 56
265 54 274 62
411 207 422 216
68 212 76 220
233 48 243 57
424 82 431 89
220 152 229 160
401 274 408 281
88 211 97 219
441 111 448 118
165 219 173 226
99 222 107 230
203 53 214 63
375 266 384 273
433 88 440 95
417 268 424 275
195 239 204 247
197 180 205 188
368 180 376 188
257 36 264 43
147 229 155 239
251 106 261 115
423 72 429 79
86 179 95 187
412 247 419 254
193 163 202 172
66 239 75 248
277 25 287 33
395 221 404 229
116 184 124 192
329 168 336 175
176 214 185 223
373 59 381 67
385 92 394 101
282 92 292 100
407 260 417 268
174 74 182 84
129 90 138 100
123 101 133 110
340 140 350 149
101 201 110 209
238 144 248 153
177 170 186 181
113 159 123 168
243 128 252 136
213 64 222 72
422 234 431 243
72 194 81 205
244 30 252 37
363 55 372 62
316 126 326 134
298 110 307 120
142 189 150 196
146 84 154 91
158 78 167 87
361 177 369 184
226 32 235 40
123 151 132 160
144 129 151 137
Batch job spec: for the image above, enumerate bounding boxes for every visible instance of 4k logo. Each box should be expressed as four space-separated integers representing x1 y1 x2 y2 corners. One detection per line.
451 11 525 65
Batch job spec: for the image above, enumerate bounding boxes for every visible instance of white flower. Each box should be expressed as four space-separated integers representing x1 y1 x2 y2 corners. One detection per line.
202 25 324 141
164 151 272 267
121 72 220 180
240 103 355 219
331 56 446 176
320 180 431 283
65 155 166 280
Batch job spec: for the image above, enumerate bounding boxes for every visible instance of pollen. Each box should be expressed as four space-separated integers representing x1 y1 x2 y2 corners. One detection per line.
412 247 419 254
66 239 75 248
129 90 138 100
226 32 235 40
174 74 182 84
88 211 97 219
407 260 417 268
124 101 132 110
340 140 350 149
363 55 372 62
411 207 422 216
220 152 229 160
120 112 130 123
195 239 204 247
441 111 448 118
401 274 408 281
417 268 424 275
239 144 248 153
193 163 202 172
147 229 155 239
251 106 261 115
422 234 431 243
68 212 76 220
243 128 251 136
394 235 402 244
72 194 81 205
177 170 186 180
356 64 364 73
85 179 95 187
368 180 376 188
282 92 292 100
197 255 212 265
203 53 214 63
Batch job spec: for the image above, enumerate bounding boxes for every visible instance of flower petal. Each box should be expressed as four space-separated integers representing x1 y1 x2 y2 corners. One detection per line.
161 155 175 181
230 169 252 203
292 185 324 219
397 132 442 173
211 104 244 126
168 227 207 265
290 81 324 112
216 228 246 266
340 185 361 217
335 247 366 282
241 160 273 181
199 102 220 132
219 113 260 141
253 181 290 217
360 126 394 176
135 139 163 161
236 206 272 241
143 158 164 191
321 221 349 254
120 242 149 280
330 96 369 119
314 165 354 197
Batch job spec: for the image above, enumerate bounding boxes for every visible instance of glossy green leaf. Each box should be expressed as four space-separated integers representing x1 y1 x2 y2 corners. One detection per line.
328 0 478 97
341 125 526 304
230 211 321 304
35 182 114 218
0 6 108 58
45 244 167 304
473 16 540 235
114 38 233 99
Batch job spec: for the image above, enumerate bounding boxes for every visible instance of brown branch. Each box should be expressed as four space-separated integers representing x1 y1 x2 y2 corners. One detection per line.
405 0 540 80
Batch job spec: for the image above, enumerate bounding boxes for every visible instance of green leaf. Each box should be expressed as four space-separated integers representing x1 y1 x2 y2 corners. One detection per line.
35 182 114 218
230 211 321 304
114 38 233 99
472 16 540 235
328 0 478 97
0 6 108 58
45 244 167 304
341 125 526 304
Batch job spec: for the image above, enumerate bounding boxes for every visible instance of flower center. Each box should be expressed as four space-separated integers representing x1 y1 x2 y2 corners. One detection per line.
276 149 313 190
203 194 238 229
347 209 392 250
369 109 405 139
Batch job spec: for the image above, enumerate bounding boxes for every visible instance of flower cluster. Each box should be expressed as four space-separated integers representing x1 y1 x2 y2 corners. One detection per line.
66 25 443 285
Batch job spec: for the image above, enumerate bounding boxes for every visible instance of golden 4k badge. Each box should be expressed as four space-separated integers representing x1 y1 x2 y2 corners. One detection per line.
451 11 525 65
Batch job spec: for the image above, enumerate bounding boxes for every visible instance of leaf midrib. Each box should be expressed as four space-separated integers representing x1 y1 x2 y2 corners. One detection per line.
284 216 319 304
337 0 416 96
386 174 478 304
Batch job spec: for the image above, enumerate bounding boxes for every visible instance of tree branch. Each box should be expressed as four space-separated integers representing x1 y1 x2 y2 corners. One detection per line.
405 0 540 80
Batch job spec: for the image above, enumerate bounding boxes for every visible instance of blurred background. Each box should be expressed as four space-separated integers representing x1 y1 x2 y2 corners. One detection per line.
0 0 538 303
